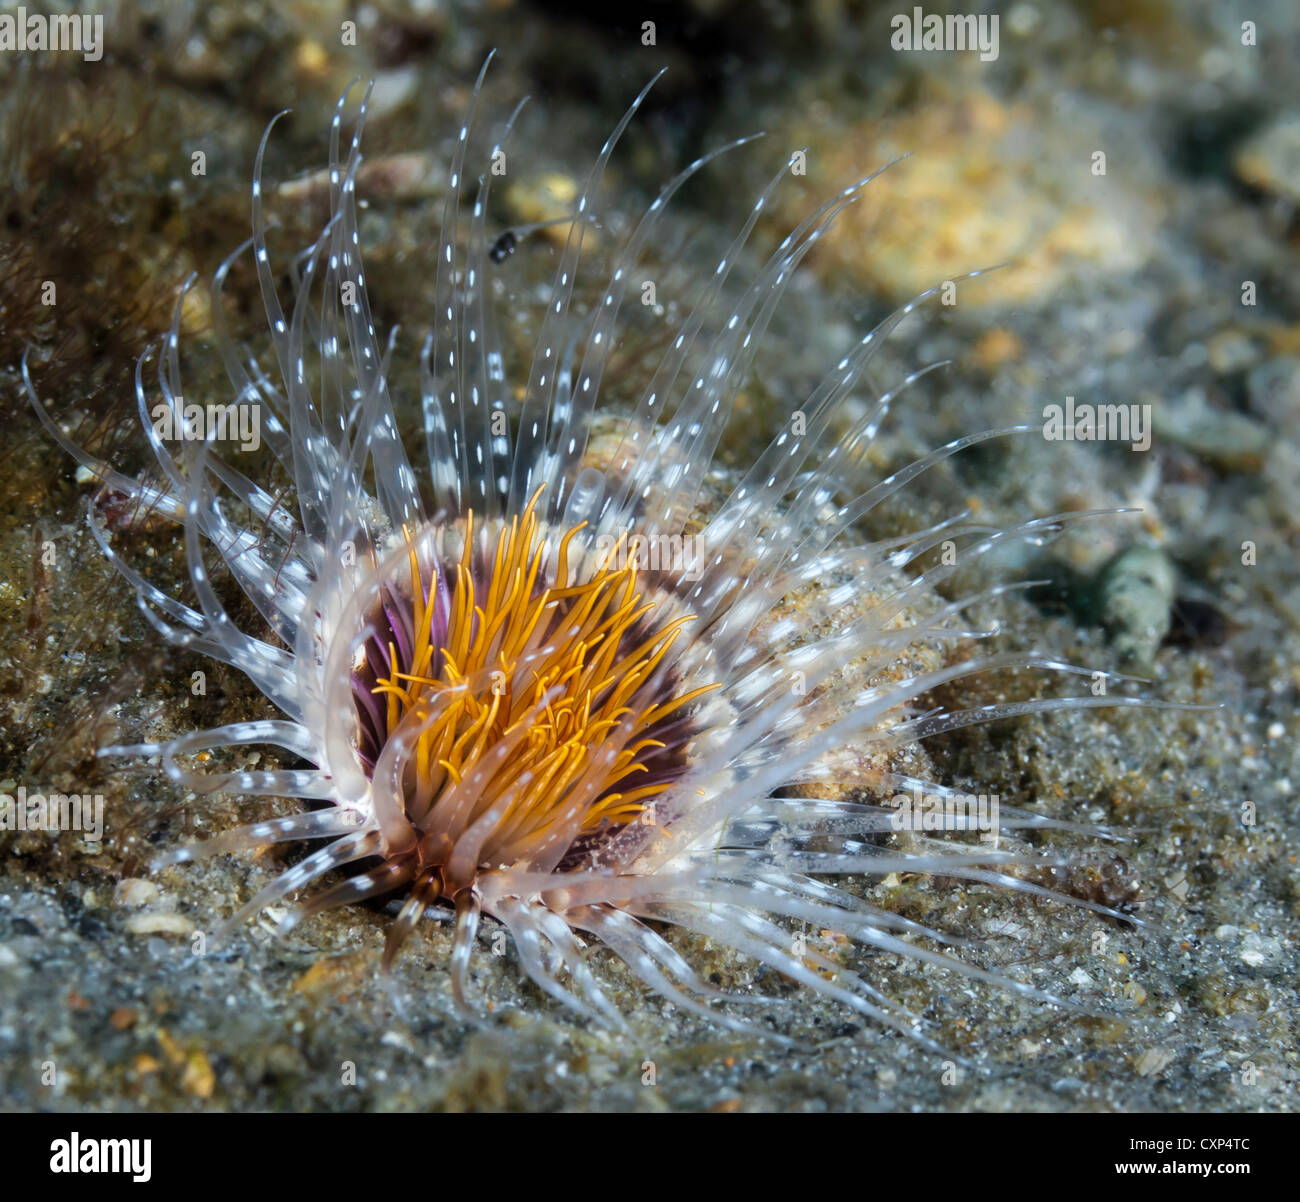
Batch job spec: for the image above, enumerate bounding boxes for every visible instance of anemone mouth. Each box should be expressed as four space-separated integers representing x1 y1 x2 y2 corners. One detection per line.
346 489 719 903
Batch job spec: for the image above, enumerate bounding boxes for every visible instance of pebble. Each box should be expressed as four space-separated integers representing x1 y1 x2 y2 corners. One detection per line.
503 174 583 248
1208 327 1265 374
181 1050 216 1099
1234 113 1300 204
1239 932 1281 969
124 913 195 937
1095 544 1176 668
1153 389 1271 471
1246 357 1300 425
278 152 443 203
110 1007 138 1030
769 88 1154 305
1135 1047 1175 1077
114 878 160 908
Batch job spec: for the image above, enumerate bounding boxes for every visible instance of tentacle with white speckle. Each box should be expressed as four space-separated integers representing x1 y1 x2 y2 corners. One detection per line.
509 69 666 514
214 828 383 939
152 809 364 868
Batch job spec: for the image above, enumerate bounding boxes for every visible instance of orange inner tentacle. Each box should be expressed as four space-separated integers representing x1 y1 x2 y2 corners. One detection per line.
370 491 717 888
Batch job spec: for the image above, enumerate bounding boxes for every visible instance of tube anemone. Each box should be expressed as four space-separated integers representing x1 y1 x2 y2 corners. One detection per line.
26 59 1160 1046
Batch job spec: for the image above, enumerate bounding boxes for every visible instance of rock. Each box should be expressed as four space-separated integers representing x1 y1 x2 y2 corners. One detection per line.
1134 1046 1175 1077
1153 389 1271 471
971 327 1024 369
124 913 194 937
1246 357 1300 426
278 152 443 203
1207 326 1265 375
1239 931 1282 969
767 86 1159 306
1234 114 1300 204
1096 544 1177 668
181 1050 216 1099
114 879 160 908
